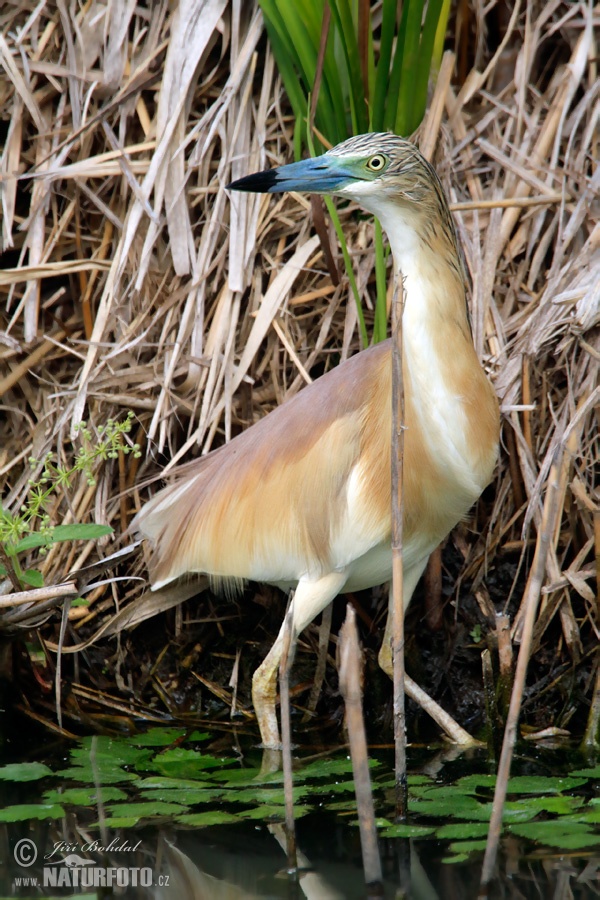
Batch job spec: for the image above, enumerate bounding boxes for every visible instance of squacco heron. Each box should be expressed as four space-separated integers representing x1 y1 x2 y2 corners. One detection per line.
135 133 499 749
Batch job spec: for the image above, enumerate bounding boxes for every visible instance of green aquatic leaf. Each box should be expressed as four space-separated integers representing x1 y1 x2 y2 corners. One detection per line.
175 810 241 826
73 736 153 767
243 804 311 820
139 788 226 804
126 728 211 747
0 804 64 822
506 775 588 794
0 762 53 782
443 853 470 864
43 787 127 805
509 820 600 850
380 823 436 838
104 801 189 824
234 785 311 805
454 774 497 793
212 767 264 785
436 822 490 840
448 839 488 854
297 758 361 779
148 749 237 778
570 765 600 778
576 808 600 824
137 776 217 790
57 766 139 785
325 800 360 812
505 795 584 816
407 794 486 820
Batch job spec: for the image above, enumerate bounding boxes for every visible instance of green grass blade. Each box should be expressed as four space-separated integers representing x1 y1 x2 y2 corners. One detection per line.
373 220 388 343
325 197 368 347
414 0 445 125
372 0 398 130
328 0 368 134
306 125 368 344
385 0 410 132
396 0 426 135
432 0 452 72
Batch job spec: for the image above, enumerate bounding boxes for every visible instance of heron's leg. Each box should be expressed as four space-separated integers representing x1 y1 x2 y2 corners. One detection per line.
378 557 479 747
252 571 347 749
378 559 429 675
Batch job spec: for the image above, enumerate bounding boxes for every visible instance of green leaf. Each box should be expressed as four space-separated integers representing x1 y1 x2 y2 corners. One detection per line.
380 823 436 838
42 787 128 805
506 795 584 816
148 749 237 779
447 839 488 854
175 810 241 826
436 822 490 840
0 804 64 822
407 795 488 820
128 728 208 747
508 820 600 850
242 805 288 820
137 776 218 790
21 568 44 587
15 523 113 553
234 785 311 804
57 766 139 785
139 788 225 804
105 801 189 821
506 775 588 794
76 735 153 765
298 758 360 779
0 762 53 782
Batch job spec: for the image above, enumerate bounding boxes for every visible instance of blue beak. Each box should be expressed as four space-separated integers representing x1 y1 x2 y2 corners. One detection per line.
227 155 353 194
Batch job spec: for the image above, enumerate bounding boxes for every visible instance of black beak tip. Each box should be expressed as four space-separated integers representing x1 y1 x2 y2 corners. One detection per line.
226 170 279 193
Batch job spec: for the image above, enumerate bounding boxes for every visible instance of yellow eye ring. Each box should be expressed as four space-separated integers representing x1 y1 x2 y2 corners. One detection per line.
367 154 386 172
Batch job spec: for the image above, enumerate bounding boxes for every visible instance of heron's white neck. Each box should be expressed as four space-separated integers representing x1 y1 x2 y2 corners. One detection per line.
374 195 490 494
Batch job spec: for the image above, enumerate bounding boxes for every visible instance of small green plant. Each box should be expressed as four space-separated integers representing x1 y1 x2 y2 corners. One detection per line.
0 413 140 590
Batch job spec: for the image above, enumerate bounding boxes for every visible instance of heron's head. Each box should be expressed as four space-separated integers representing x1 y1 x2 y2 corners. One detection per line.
227 133 444 221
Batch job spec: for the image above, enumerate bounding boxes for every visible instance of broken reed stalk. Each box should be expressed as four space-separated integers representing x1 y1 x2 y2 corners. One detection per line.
303 602 333 722
391 275 408 820
338 604 383 891
481 648 496 760
480 443 564 890
582 651 600 749
496 613 513 717
279 596 298 877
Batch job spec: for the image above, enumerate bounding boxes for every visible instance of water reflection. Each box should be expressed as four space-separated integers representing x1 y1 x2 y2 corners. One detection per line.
2 815 598 899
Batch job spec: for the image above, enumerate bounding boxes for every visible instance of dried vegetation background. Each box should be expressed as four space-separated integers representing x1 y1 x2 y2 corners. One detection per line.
0 0 598 741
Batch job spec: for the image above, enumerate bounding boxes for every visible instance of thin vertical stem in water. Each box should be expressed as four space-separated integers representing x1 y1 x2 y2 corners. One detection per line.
338 604 383 891
279 594 298 878
480 444 564 890
391 275 408 820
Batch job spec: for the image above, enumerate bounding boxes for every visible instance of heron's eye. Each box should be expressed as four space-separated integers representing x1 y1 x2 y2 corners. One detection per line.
367 154 387 172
